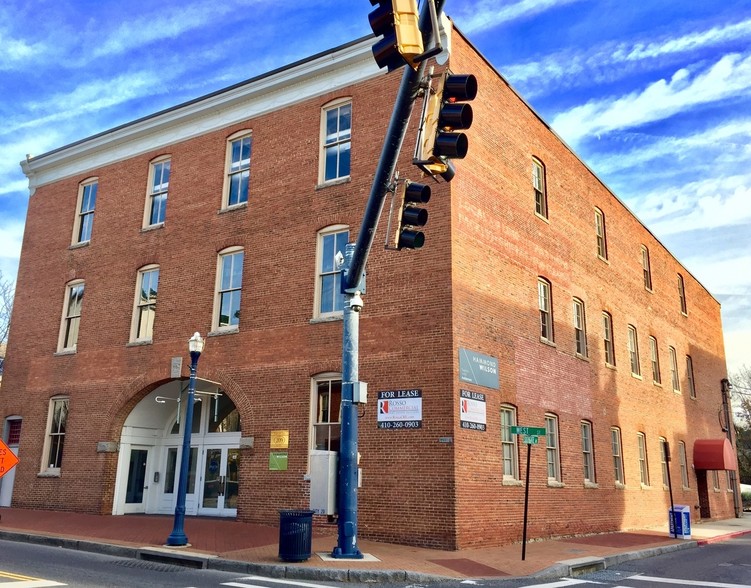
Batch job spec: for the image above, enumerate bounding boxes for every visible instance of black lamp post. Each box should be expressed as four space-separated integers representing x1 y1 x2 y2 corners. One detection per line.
166 332 204 547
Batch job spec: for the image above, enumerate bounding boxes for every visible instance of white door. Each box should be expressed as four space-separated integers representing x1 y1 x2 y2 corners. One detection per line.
123 446 151 514
198 446 240 517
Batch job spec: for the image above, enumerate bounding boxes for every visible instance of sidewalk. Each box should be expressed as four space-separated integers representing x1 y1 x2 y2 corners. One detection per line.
0 507 749 582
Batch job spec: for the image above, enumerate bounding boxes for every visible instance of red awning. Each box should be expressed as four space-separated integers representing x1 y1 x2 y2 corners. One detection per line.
693 438 737 470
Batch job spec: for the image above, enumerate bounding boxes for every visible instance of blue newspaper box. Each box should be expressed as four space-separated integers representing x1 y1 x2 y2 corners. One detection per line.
668 505 691 539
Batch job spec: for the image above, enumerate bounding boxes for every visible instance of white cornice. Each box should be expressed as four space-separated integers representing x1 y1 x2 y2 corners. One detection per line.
21 37 382 191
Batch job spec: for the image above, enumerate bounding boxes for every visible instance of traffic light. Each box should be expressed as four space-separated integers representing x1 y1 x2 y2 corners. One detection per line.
415 72 478 181
394 180 431 249
368 0 424 71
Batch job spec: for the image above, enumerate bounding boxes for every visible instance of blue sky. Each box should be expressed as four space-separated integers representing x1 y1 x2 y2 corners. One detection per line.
1 0 749 372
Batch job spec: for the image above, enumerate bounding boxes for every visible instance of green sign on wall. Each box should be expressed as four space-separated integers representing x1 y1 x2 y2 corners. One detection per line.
269 451 288 471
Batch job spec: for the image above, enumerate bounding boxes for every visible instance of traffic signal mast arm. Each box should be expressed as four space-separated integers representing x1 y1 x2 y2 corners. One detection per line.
345 0 446 291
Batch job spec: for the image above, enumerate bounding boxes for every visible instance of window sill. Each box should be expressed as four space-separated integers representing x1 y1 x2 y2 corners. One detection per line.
38 470 61 478
713 488 722 493
534 212 550 224
640 483 651 490
218 202 248 215
672 389 682 395
653 381 663 388
539 338 556 348
605 363 617 371
615 481 626 490
126 340 153 347
208 326 239 337
597 255 609 264
631 373 643 380
584 481 599 489
141 222 164 233
575 353 590 362
682 485 691 492
547 480 565 488
502 478 523 487
68 241 90 250
310 315 343 324
681 312 688 318
316 177 351 190
54 349 77 357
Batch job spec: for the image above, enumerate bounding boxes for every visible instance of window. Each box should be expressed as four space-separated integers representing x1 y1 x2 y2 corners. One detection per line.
712 469 720 491
602 312 615 366
500 405 519 481
637 432 649 486
131 266 159 342
594 208 608 259
145 157 170 226
538 278 554 342
73 179 97 244
213 248 244 330
677 274 687 314
669 346 680 392
649 336 661 385
641 245 652 291
43 397 69 472
320 100 351 183
611 427 624 485
573 298 587 357
5 419 22 445
311 376 342 451
545 414 561 483
581 421 595 483
659 438 669 488
315 226 349 318
686 355 696 399
678 441 689 488
58 281 84 352
532 158 548 218
627 325 641 376
223 132 252 208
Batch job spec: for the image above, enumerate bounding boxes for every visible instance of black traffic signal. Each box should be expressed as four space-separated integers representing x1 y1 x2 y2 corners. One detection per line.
368 0 424 71
394 180 431 249
415 72 478 181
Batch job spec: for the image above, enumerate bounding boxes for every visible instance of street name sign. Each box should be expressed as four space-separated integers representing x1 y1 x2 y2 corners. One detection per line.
0 439 19 479
522 435 539 444
510 426 546 436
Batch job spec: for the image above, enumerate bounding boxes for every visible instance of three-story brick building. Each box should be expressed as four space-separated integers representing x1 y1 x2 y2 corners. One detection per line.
0 23 739 549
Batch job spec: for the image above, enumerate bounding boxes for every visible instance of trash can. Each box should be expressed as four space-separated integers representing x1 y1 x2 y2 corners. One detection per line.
278 509 314 562
668 505 691 539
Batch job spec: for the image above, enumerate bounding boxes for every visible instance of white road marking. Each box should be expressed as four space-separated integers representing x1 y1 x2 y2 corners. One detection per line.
629 575 751 587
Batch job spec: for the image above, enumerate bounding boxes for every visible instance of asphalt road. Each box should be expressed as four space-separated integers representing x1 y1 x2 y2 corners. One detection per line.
0 539 340 588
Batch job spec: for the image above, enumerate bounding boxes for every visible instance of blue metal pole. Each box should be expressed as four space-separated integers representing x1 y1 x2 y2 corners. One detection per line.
333 0 447 558
332 244 363 558
166 349 200 546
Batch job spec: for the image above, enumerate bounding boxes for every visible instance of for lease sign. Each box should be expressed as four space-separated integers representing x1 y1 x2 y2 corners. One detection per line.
377 389 422 429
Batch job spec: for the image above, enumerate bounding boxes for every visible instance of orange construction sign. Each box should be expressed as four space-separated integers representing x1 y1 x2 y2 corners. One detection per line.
0 439 19 479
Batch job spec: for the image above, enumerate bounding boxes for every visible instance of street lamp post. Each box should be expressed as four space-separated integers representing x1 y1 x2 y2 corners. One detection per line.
166 332 205 547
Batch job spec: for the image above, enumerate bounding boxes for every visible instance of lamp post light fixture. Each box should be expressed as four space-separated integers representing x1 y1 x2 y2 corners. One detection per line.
166 332 205 547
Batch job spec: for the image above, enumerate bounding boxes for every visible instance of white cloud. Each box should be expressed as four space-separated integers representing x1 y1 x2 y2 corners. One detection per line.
0 221 23 264
551 52 751 144
504 17 751 97
454 0 585 34
634 175 751 236
624 18 751 62
593 119 751 175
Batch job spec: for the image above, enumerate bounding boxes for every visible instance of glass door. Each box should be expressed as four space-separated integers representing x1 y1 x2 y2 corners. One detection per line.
198 447 240 516
123 447 150 513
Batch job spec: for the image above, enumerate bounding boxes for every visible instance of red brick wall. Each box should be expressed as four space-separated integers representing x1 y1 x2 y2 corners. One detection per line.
448 31 733 548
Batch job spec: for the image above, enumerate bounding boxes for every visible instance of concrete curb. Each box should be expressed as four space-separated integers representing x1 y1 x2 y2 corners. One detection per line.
0 527 746 584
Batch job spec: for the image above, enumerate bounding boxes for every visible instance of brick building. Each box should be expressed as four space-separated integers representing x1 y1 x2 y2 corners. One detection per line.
0 24 740 549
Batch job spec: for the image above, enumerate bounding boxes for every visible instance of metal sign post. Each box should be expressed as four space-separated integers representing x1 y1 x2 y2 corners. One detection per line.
509 426 545 560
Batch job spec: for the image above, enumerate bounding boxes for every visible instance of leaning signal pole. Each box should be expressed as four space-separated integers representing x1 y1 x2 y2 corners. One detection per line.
333 0 479 558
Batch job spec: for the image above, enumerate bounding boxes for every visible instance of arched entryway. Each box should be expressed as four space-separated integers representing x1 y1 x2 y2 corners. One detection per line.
112 378 241 517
